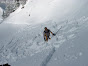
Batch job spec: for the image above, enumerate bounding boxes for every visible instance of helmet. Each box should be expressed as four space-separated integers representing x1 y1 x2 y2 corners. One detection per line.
44 27 47 29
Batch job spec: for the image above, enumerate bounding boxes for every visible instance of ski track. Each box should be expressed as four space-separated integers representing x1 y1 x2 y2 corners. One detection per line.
0 16 88 64
41 47 55 66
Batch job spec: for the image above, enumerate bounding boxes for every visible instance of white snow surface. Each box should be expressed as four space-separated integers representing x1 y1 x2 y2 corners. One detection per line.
0 0 88 66
0 7 3 22
4 0 87 24
0 7 3 16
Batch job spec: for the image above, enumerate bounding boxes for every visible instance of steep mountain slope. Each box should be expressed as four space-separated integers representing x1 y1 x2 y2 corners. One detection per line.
0 0 88 66
9 16 88 66
4 0 87 24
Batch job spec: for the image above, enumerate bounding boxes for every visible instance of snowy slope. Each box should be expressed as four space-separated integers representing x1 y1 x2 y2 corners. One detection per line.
0 7 3 16
0 0 88 66
0 7 3 22
47 19 88 66
4 0 87 24
9 16 88 66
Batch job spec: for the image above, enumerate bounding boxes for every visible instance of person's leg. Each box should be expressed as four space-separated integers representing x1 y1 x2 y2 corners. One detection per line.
44 34 48 41
46 35 48 41
48 33 51 39
48 36 51 40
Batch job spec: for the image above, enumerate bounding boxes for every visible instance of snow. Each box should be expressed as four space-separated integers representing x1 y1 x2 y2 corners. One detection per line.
0 0 88 66
4 0 87 24
0 7 3 23
47 23 88 66
0 7 3 16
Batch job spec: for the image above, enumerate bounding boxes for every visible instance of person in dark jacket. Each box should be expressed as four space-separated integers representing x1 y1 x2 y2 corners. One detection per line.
15 0 19 2
43 27 55 41
3 63 10 66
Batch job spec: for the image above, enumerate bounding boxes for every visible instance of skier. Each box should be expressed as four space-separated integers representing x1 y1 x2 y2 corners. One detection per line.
15 0 19 2
3 63 10 66
43 27 55 41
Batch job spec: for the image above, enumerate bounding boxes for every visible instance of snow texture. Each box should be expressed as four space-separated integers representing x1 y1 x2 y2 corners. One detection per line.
41 47 55 66
0 0 88 66
0 7 3 23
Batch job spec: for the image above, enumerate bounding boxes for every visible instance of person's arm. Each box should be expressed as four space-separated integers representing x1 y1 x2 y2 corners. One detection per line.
50 31 53 35
50 31 56 36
